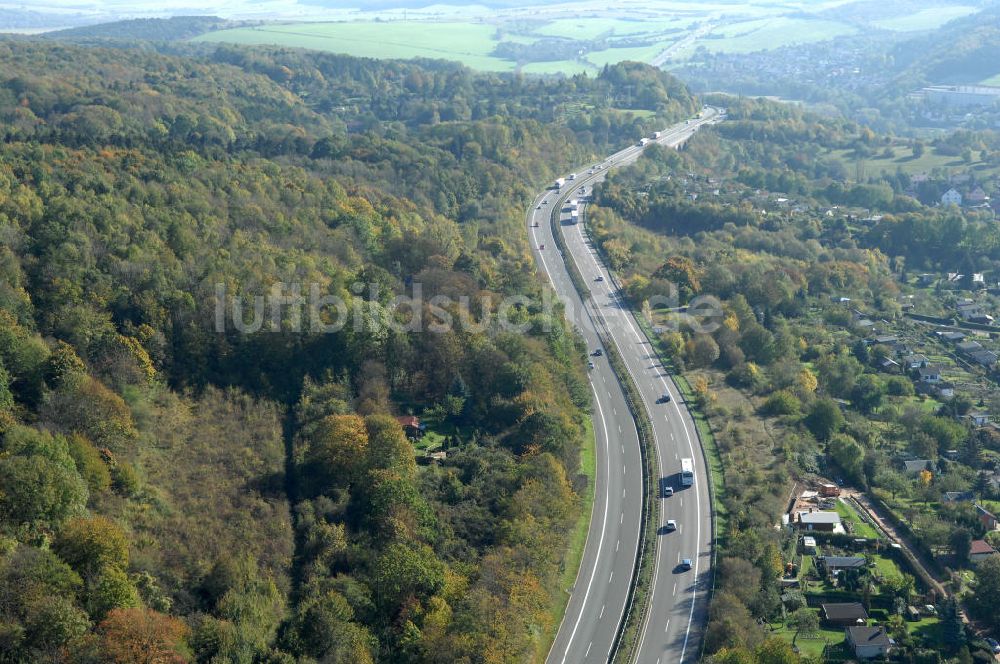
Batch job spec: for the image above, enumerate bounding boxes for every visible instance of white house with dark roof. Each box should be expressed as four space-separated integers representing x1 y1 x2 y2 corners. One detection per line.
917 366 942 384
942 188 963 206
846 626 892 658
797 511 842 532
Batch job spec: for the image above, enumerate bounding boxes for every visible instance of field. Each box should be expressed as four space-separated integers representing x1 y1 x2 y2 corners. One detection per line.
192 0 984 75
533 17 690 40
825 145 1000 180
194 21 516 71
699 16 857 54
871 5 979 31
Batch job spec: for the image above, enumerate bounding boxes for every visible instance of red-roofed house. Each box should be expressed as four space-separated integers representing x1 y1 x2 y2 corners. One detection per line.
977 504 998 531
396 415 424 440
971 539 997 565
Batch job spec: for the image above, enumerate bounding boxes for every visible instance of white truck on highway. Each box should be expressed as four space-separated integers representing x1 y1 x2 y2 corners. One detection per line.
652 131 662 139
680 458 694 486
570 209 579 224
553 177 565 189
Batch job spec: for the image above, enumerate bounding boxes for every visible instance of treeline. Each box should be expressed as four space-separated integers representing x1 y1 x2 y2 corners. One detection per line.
46 16 244 42
0 40 697 661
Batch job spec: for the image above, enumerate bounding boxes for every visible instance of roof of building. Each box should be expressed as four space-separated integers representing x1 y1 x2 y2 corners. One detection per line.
971 351 998 365
943 491 975 503
799 511 841 525
917 366 941 377
903 459 936 473
821 556 867 569
971 540 997 556
396 415 421 428
977 504 998 520
822 602 869 621
847 626 891 647
957 341 984 352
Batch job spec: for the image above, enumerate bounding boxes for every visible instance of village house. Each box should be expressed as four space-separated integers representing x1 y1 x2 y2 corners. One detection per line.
917 366 942 384
970 350 999 367
797 511 842 532
821 602 869 627
902 459 936 475
941 188 963 206
976 504 998 530
942 491 975 503
965 412 991 426
395 415 425 440
967 187 989 205
819 556 867 573
956 340 984 354
846 626 892 659
970 539 998 565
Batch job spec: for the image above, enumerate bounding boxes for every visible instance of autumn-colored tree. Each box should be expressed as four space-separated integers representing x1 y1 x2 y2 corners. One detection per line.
54 515 130 577
99 607 190 664
365 413 416 476
305 414 368 490
654 256 702 302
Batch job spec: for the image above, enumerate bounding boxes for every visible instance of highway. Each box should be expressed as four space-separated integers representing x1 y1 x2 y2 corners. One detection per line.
535 108 722 664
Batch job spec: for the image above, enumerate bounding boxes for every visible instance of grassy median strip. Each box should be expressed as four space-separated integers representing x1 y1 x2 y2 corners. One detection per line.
603 340 658 664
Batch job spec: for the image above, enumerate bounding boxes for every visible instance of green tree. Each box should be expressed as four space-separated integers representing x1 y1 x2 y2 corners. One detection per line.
761 390 800 417
805 399 844 441
0 455 87 528
86 565 140 620
370 541 446 614
971 555 1000 630
788 607 819 636
829 434 865 486
54 516 130 577
66 433 112 494
851 374 885 414
950 528 973 567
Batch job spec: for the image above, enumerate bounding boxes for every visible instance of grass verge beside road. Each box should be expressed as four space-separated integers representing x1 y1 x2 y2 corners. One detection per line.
634 314 728 543
535 415 598 663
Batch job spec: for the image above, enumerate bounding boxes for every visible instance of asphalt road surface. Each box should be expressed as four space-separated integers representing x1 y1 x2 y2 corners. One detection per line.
535 108 722 664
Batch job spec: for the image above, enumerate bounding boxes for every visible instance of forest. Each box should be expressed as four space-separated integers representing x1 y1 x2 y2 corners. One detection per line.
0 39 697 662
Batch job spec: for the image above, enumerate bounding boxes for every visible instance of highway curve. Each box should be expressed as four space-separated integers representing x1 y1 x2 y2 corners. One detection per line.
536 109 721 664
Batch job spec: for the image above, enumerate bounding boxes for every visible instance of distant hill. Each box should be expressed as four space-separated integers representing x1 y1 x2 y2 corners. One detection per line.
47 15 247 42
889 6 1000 86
